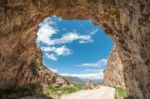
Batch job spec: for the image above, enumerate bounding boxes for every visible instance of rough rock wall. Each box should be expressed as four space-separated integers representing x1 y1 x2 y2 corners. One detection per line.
0 18 69 89
103 46 125 88
0 0 69 90
0 0 150 99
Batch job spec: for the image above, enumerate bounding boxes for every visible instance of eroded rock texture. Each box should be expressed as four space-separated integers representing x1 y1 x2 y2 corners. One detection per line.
103 46 126 89
0 0 150 99
0 0 69 90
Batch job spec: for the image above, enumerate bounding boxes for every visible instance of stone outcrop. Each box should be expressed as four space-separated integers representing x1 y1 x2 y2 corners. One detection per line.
86 80 94 89
0 0 150 99
103 46 125 89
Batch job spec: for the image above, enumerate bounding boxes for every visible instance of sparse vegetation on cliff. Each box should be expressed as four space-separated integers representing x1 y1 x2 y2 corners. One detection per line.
43 84 79 98
115 86 128 99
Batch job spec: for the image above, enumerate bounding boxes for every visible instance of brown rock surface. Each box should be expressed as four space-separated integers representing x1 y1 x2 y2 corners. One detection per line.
103 46 125 88
86 80 94 89
0 0 150 99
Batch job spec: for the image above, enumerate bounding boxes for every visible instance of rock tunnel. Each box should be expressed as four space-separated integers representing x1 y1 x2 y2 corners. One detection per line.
0 0 150 99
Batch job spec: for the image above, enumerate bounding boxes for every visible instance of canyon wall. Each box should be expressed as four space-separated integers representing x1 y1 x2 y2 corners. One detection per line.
103 46 126 89
0 0 150 98
0 0 69 90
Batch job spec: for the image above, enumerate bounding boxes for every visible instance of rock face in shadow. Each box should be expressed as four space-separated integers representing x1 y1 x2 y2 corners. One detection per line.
103 46 125 88
0 0 69 90
0 0 150 99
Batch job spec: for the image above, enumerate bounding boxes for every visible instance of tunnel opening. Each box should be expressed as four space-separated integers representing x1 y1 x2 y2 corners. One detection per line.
36 16 114 88
0 0 149 99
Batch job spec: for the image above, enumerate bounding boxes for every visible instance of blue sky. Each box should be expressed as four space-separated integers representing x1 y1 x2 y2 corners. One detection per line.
36 16 113 79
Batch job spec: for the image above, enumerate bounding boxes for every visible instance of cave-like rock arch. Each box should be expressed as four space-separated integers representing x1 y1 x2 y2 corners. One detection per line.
0 0 150 99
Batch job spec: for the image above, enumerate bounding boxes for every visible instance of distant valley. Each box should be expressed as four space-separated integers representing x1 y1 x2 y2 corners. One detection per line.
62 76 103 88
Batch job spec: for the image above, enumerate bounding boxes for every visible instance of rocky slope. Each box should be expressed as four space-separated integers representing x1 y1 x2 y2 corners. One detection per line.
103 46 125 88
63 76 85 86
0 0 150 99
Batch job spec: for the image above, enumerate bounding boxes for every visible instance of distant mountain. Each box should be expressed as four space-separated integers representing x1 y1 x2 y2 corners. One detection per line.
82 79 103 85
62 76 103 87
62 76 85 86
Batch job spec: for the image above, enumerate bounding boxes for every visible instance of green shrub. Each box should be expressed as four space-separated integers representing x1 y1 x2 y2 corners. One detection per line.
44 85 79 98
115 86 128 98
61 86 79 94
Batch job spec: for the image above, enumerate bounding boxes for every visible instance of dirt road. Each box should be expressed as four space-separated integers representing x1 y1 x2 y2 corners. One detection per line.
61 86 115 99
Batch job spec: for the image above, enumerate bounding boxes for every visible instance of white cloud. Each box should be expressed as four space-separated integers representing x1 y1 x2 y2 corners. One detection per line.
43 46 72 61
84 68 103 73
37 17 58 46
37 29 93 46
39 17 56 27
61 59 106 79
48 67 58 73
90 29 98 35
54 46 72 56
76 59 108 68
42 46 56 52
77 63 98 67
53 32 93 45
37 17 93 46
42 46 72 56
45 53 57 61
60 72 103 79
36 25 57 45
37 17 95 61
